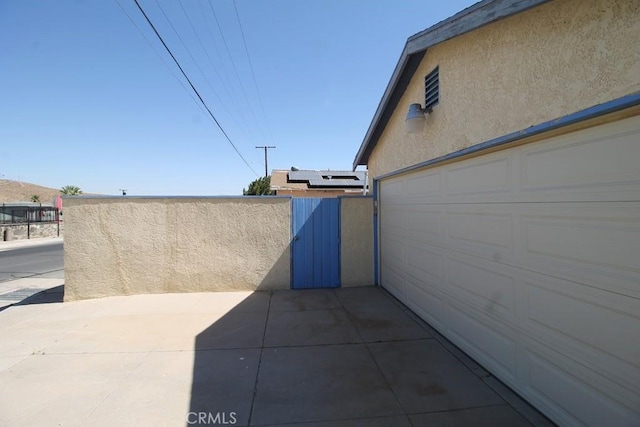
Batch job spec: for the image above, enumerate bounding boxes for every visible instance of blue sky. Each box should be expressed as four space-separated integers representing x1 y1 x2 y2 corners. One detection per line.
1 0 477 195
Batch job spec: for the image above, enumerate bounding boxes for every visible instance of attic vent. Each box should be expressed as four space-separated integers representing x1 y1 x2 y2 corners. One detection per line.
424 66 439 110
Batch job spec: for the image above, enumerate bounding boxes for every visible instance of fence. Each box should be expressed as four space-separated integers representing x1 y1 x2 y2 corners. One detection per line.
1 204 60 224
63 196 374 301
1 204 61 240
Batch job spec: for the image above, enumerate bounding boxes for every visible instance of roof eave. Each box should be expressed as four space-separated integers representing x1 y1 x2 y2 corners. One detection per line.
352 45 404 170
353 0 551 170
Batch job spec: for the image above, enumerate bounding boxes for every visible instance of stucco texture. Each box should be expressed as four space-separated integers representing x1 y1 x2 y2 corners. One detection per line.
340 197 374 287
368 0 640 181
63 197 291 301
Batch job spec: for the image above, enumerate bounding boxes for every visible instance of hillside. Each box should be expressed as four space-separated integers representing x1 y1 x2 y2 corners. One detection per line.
0 179 62 204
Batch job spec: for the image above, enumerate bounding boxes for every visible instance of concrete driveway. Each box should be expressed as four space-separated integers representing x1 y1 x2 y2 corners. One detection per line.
0 286 552 426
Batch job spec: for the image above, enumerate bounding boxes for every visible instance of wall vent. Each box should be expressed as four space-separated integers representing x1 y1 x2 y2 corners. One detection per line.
424 66 439 110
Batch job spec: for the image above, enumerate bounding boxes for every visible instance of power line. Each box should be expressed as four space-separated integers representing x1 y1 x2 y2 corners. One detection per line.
113 0 204 113
176 0 251 137
132 0 258 176
233 0 276 145
196 1 255 139
198 1 242 112
152 0 240 129
207 1 265 142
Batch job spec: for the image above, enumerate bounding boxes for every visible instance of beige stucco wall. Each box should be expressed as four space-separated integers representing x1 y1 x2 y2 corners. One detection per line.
64 197 291 301
368 0 640 181
340 197 374 287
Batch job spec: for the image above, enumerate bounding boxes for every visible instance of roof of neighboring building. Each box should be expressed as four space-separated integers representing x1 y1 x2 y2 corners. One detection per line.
271 170 366 191
352 0 550 169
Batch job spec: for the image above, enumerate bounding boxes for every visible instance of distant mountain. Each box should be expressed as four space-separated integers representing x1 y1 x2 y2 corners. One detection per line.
0 180 61 204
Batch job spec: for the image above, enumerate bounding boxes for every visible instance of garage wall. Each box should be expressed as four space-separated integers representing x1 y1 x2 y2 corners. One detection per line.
64 197 292 301
368 0 640 183
379 115 640 426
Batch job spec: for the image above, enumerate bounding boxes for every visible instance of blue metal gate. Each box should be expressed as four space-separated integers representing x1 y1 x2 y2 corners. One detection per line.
292 198 340 289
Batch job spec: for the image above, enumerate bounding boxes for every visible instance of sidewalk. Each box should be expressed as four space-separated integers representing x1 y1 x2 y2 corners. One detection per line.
0 236 63 253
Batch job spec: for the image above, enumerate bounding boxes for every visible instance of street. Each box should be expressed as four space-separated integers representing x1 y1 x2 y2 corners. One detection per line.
0 241 64 283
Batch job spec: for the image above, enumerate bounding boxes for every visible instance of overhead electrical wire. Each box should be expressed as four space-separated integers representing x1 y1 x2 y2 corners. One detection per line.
113 0 204 114
175 0 251 136
206 1 266 142
151 0 243 132
132 0 259 176
232 0 276 145
196 1 255 139
197 1 240 109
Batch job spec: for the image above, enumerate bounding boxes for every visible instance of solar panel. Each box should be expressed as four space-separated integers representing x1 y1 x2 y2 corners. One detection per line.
288 170 366 188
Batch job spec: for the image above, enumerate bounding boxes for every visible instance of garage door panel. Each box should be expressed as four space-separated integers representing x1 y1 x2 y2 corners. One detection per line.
381 264 407 300
520 119 640 195
446 257 516 324
405 206 445 244
520 210 640 298
446 211 515 256
523 342 640 427
382 116 640 204
445 154 513 196
522 277 640 387
379 179 407 204
380 213 407 246
402 274 449 333
378 115 640 425
406 169 443 202
382 237 447 296
381 234 405 266
405 242 445 286
523 218 639 273
446 303 518 383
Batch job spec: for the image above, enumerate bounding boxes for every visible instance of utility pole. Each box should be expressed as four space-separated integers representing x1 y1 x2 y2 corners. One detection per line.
255 146 276 177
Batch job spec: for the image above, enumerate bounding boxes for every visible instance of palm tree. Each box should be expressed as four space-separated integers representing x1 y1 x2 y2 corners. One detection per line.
30 194 41 203
60 185 83 196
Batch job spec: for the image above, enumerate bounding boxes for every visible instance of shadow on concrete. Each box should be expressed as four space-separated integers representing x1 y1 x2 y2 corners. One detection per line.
186 286 553 427
16 285 64 306
0 285 64 313
187 291 270 427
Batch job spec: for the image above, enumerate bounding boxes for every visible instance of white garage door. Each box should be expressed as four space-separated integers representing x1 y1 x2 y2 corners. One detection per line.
379 115 640 426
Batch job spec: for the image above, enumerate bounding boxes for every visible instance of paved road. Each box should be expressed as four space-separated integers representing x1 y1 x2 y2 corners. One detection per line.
0 242 63 283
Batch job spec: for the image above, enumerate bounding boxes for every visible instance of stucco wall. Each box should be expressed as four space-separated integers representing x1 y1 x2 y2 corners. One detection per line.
340 197 374 287
64 197 291 301
368 0 640 181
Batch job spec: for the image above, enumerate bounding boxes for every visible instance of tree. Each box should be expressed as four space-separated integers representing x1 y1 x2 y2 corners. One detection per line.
30 194 41 203
60 185 83 196
243 176 274 196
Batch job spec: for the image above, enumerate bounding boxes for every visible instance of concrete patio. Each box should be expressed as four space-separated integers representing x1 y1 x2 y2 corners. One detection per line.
0 286 553 426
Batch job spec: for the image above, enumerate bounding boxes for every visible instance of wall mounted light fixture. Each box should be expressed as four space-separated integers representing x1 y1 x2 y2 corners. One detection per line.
405 103 431 133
